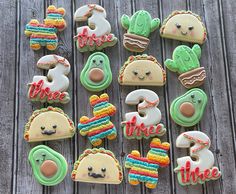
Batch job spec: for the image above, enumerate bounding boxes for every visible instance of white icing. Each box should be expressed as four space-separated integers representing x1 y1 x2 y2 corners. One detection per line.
175 131 214 172
32 55 70 92
74 4 111 37
125 89 161 126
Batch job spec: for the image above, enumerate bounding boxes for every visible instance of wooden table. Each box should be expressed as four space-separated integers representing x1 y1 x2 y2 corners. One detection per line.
1 0 236 193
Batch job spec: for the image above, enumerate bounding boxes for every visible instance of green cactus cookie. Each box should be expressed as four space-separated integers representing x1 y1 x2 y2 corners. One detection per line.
165 44 206 88
80 52 112 92
121 10 160 52
170 88 207 127
28 145 68 186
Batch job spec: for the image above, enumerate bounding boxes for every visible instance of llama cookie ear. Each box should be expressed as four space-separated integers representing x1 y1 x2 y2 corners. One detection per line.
24 106 75 142
78 93 117 146
174 131 221 185
71 148 123 184
122 89 166 139
125 138 170 189
74 4 117 52
118 55 166 86
160 10 207 44
28 145 68 186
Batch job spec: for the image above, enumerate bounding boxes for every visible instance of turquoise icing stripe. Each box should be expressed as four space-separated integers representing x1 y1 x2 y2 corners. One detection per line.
26 25 57 33
78 116 111 131
89 128 116 141
30 39 57 43
93 101 110 109
126 157 159 169
47 13 63 18
129 173 158 183
150 148 167 154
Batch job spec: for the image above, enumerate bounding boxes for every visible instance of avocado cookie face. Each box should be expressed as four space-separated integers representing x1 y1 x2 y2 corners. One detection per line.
24 106 75 142
71 148 123 184
80 52 112 92
118 55 166 86
165 44 206 89
28 145 68 186
170 88 207 127
121 10 160 52
160 11 207 44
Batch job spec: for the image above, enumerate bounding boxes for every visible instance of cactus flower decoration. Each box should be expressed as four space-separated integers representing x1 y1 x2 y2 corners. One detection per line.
121 10 160 52
165 44 206 88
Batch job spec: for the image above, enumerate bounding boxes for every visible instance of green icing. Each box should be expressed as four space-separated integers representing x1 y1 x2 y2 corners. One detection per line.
121 10 160 38
28 145 67 186
165 44 201 74
170 88 207 127
80 52 112 92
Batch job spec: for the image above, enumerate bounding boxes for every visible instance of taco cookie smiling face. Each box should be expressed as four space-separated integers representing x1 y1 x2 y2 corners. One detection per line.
24 107 75 142
72 148 123 184
160 11 207 44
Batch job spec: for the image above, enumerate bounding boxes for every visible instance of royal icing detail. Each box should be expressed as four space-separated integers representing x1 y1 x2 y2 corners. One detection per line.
78 93 117 146
165 44 206 89
125 138 170 189
121 10 160 52
170 88 207 127
24 106 75 142
74 4 117 52
25 5 66 50
28 145 68 186
28 55 70 104
71 148 123 184
174 131 221 185
160 10 207 44
80 52 112 92
122 89 166 139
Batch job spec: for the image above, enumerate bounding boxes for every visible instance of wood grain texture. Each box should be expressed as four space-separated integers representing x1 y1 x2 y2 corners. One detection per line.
0 0 235 194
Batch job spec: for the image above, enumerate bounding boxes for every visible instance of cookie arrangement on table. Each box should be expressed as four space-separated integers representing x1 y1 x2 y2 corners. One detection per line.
23 4 221 188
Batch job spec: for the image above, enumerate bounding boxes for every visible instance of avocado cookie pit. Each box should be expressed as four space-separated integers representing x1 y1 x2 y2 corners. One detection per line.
89 68 104 82
179 102 195 117
40 160 58 177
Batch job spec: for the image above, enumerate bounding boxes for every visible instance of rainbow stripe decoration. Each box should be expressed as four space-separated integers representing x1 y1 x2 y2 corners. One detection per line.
78 93 117 146
25 5 66 51
125 138 170 189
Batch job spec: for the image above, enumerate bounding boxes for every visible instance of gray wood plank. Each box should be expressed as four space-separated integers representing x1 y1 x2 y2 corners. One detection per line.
0 1 17 194
14 0 45 194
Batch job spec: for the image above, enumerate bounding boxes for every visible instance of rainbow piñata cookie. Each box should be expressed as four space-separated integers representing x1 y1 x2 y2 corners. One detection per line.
78 93 117 146
125 138 170 189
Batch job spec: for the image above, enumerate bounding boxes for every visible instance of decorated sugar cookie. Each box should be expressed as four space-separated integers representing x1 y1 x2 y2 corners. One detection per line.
78 93 117 146
175 131 221 185
170 88 207 127
122 89 166 139
125 138 170 189
160 11 207 44
71 148 123 184
74 4 117 52
28 55 70 104
165 44 206 88
28 145 68 186
118 54 166 86
121 10 160 52
25 5 66 50
24 106 75 142
80 52 112 92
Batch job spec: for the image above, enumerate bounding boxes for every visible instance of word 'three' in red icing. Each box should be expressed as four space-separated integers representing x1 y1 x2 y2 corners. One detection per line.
176 161 221 185
28 80 68 103
123 116 165 139
74 28 113 48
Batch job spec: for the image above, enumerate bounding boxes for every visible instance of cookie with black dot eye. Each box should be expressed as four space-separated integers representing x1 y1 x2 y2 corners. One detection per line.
160 11 207 44
80 52 112 92
118 54 166 86
28 145 67 186
71 148 123 184
24 106 75 142
170 88 207 127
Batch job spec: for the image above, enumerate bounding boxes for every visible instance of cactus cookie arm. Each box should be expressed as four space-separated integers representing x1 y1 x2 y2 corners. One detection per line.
151 18 160 32
121 14 130 29
192 44 202 59
165 59 178 72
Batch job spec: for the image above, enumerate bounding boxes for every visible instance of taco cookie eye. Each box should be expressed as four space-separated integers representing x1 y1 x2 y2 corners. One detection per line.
146 71 151 76
188 26 194 31
41 126 45 130
101 167 106 172
176 23 181 29
88 166 93 171
133 71 138 76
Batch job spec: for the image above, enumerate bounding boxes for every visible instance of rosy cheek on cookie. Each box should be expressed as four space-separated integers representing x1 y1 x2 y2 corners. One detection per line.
190 31 194 36
132 75 137 80
172 28 177 34
82 173 87 177
148 76 153 80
